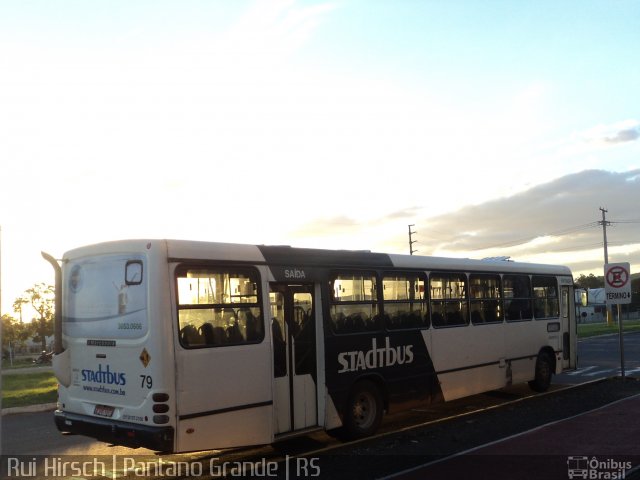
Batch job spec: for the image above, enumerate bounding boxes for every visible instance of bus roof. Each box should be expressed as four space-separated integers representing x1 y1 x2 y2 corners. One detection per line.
64 239 573 277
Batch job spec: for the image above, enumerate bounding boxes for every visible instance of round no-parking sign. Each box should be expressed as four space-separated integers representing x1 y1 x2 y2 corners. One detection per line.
604 262 632 305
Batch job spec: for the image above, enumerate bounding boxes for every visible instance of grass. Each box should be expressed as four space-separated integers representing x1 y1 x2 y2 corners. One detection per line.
578 319 640 338
1 356 40 369
1 371 57 409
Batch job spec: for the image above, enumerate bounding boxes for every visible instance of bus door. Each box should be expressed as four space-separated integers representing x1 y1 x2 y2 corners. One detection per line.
174 266 273 452
561 285 576 369
270 284 318 434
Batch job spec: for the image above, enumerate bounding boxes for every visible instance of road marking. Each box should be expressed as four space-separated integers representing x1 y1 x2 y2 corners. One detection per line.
565 366 598 376
583 369 617 377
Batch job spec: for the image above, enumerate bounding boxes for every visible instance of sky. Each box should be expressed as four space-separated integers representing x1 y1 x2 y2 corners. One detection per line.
1 0 639 317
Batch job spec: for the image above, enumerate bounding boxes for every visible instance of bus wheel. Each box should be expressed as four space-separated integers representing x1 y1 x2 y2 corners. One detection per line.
528 351 553 392
344 380 383 439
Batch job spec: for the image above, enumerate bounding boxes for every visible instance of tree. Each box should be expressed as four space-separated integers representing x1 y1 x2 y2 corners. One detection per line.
1 313 31 355
575 273 604 290
23 283 55 351
13 296 28 323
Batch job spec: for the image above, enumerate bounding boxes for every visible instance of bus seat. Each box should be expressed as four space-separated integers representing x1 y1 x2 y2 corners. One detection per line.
199 323 216 345
212 326 226 345
181 324 204 346
242 310 260 341
471 309 483 324
199 323 226 346
343 316 355 332
484 306 498 323
368 314 382 330
271 319 287 377
227 321 244 343
408 310 423 327
351 313 366 331
446 311 462 325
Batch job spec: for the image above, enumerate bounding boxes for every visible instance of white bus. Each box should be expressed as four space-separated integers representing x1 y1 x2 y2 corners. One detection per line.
43 240 577 453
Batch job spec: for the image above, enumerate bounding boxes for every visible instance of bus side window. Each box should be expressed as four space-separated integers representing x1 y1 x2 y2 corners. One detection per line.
504 275 533 321
430 273 468 327
176 267 264 348
532 276 559 319
382 274 429 330
329 272 380 334
469 274 503 325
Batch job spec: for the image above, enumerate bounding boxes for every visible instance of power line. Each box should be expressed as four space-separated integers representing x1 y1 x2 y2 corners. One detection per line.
432 212 638 253
608 240 640 246
549 241 604 253
610 219 640 224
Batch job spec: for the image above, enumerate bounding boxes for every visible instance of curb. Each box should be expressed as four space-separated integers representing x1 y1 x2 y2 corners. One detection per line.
1 403 57 416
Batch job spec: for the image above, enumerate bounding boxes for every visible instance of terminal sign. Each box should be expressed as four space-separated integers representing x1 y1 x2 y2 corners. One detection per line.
604 262 632 305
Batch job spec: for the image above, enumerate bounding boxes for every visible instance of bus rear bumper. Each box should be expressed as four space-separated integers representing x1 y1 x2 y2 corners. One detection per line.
54 410 174 452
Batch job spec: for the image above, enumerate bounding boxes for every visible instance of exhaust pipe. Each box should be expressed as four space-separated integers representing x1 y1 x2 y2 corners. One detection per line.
41 251 63 355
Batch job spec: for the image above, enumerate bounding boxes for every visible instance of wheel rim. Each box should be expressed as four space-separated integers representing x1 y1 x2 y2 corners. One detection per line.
352 390 376 429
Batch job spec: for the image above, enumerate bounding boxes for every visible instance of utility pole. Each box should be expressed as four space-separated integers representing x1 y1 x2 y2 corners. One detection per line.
408 224 418 255
600 207 609 265
599 207 613 325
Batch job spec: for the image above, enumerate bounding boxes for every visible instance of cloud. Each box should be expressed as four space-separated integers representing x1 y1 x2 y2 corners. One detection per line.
381 207 424 221
423 169 637 242
405 169 640 272
581 120 640 146
289 169 640 275
292 216 362 237
220 0 337 67
604 127 640 144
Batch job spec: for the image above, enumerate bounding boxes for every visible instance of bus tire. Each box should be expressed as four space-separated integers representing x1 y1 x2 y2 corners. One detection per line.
528 351 553 392
344 380 383 439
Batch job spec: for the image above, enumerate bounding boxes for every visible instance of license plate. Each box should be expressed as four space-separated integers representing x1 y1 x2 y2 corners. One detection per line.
94 405 115 418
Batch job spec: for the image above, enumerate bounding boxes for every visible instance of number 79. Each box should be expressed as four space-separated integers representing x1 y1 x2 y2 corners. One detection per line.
140 375 153 389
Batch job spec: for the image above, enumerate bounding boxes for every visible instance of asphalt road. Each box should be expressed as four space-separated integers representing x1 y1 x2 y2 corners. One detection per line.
0 409 154 457
555 330 640 383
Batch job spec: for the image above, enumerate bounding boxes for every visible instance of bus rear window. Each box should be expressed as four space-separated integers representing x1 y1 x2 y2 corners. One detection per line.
63 254 148 339
176 267 264 348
